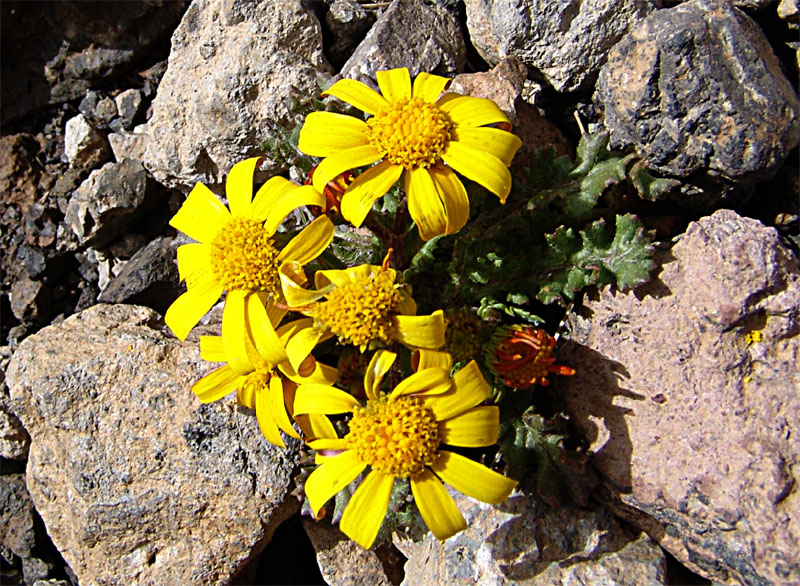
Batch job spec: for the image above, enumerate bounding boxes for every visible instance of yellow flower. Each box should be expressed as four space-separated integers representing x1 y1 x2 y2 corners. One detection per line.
192 296 338 447
298 67 522 240
277 252 445 362
293 349 517 548
165 157 335 374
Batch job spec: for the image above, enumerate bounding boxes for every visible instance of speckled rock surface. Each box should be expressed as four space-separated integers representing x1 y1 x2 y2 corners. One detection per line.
126 0 330 191
559 209 800 585
340 0 465 83
6 304 300 586
465 0 657 92
393 490 666 585
596 0 800 209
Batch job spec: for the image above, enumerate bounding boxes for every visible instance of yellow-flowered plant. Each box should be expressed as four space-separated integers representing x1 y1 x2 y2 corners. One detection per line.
292 349 518 548
298 67 522 240
165 157 334 373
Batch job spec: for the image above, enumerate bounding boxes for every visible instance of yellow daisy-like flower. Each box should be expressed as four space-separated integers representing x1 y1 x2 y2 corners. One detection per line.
298 67 522 240
165 157 335 374
277 253 445 362
293 349 517 548
192 295 338 447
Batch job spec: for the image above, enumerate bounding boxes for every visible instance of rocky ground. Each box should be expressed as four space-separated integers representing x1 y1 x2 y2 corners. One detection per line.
1 0 798 585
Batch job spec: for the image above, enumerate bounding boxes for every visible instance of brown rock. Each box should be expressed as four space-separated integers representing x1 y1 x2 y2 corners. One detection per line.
6 304 301 586
559 209 800 585
0 134 41 209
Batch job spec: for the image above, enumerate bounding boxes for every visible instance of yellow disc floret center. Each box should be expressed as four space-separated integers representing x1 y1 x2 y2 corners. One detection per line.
313 270 401 348
346 396 440 477
237 368 271 410
209 217 281 295
366 97 453 169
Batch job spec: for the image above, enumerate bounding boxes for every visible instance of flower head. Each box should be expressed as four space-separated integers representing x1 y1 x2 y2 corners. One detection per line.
298 67 522 240
165 157 335 373
191 296 338 447
486 325 575 388
443 308 487 364
293 350 518 548
278 252 445 358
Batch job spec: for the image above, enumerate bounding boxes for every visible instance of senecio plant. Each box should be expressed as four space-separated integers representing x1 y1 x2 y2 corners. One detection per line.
165 67 659 548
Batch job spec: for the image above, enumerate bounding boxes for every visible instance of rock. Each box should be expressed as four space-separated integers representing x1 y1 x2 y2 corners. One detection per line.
17 244 47 280
9 277 51 326
325 0 376 68
6 304 301 586
340 0 465 83
779 0 800 27
63 114 112 171
114 89 143 130
465 0 657 93
98 236 182 313
394 490 667 585
559 209 800 585
596 0 800 209
128 0 330 191
0 404 30 460
302 519 395 586
0 134 41 209
65 158 152 248
94 97 118 129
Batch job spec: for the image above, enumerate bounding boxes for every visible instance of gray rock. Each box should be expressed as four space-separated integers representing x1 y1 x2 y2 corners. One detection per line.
98 236 182 313
779 0 800 27
325 0 376 67
394 490 666 585
465 0 657 93
559 209 800 585
94 97 118 128
0 404 30 460
596 0 800 209
63 114 112 171
9 277 51 326
65 158 151 248
6 304 301 586
0 474 37 558
125 0 330 191
114 89 143 130
340 0 465 83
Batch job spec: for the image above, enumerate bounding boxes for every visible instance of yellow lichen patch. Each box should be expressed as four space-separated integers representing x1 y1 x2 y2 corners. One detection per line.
346 395 439 477
366 97 453 169
209 217 281 295
745 330 763 345
237 368 271 409
313 270 401 348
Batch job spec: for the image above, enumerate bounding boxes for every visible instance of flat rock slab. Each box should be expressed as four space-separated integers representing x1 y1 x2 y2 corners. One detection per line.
6 304 300 586
560 209 800 585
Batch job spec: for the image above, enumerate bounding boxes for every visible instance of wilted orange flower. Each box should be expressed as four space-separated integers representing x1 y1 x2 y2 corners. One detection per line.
486 325 574 388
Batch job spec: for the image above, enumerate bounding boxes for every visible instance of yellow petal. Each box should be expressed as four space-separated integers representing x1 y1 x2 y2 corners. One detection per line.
438 95 511 128
315 264 378 289
276 317 314 345
311 145 383 194
416 349 452 372
164 276 223 341
340 470 394 549
376 67 411 103
264 297 288 328
308 438 348 451
285 325 326 372
423 360 490 421
176 243 209 285
452 127 521 167
389 368 450 399
439 406 499 447
323 78 389 115
270 375 300 439
339 160 404 228
192 365 241 403
365 350 396 400
441 142 513 203
412 72 451 103
264 185 326 236
410 469 467 540
246 294 288 366
305 450 367 515
280 263 330 308
251 176 298 221
276 215 334 265
200 335 225 362
396 289 417 316
428 165 469 236
169 182 230 243
225 157 261 216
293 384 361 415
406 167 446 241
392 311 445 350
298 112 370 157
256 379 285 448
222 290 255 375
433 450 517 504
296 413 338 441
